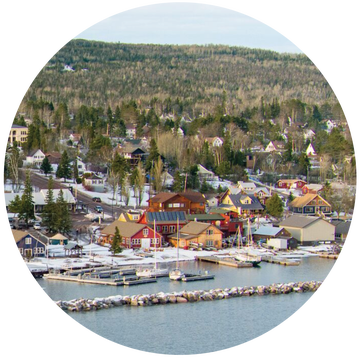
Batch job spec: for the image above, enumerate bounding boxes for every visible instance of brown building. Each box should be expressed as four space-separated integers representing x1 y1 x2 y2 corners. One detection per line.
147 191 206 214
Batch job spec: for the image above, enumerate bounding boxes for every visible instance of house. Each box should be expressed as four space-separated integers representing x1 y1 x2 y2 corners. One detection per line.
305 143 317 157
137 210 187 241
115 143 146 167
279 215 335 245
161 171 174 188
303 129 316 142
148 191 206 214
69 133 81 144
5 189 76 213
237 181 257 192
221 193 264 217
252 226 292 243
204 137 224 147
45 152 62 165
249 141 264 152
264 141 285 153
25 149 46 168
332 220 351 242
276 179 307 190
8 124 28 145
302 184 323 195
70 157 87 175
209 207 242 236
118 209 144 222
99 220 162 249
125 123 137 139
49 233 69 245
168 221 223 249
204 194 219 208
197 164 219 182
288 193 332 215
138 211 188 240
83 173 105 193
13 230 46 258
246 187 271 205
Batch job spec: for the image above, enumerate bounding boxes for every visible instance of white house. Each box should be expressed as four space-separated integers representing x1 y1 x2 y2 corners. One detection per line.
83 173 105 192
25 149 46 168
306 143 317 157
70 157 87 175
237 181 257 192
125 123 137 139
264 141 284 153
197 164 219 182
205 137 223 147
303 129 316 142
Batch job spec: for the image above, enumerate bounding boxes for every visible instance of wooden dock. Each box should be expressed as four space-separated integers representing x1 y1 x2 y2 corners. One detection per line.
123 278 157 286
44 273 124 286
262 256 300 266
195 256 253 268
182 274 215 282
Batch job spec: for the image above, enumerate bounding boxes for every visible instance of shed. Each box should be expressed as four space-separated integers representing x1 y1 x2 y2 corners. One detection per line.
49 233 69 245
279 215 335 245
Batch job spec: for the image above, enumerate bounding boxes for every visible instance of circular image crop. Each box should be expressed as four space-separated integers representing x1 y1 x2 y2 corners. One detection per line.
3 2 357 357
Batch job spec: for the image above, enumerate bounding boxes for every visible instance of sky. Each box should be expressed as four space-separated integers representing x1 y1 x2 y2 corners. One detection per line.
75 3 302 53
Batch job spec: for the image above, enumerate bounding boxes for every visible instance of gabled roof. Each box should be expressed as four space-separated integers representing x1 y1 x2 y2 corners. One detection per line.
253 226 285 237
289 193 330 208
228 194 264 210
101 220 147 237
149 191 205 204
28 149 45 157
149 192 178 204
180 190 206 203
180 221 212 235
279 215 326 229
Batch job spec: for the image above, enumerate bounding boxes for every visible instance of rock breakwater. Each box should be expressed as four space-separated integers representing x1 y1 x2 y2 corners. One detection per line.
56 280 322 312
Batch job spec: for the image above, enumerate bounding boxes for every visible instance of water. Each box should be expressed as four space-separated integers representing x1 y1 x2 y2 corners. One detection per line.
37 257 334 355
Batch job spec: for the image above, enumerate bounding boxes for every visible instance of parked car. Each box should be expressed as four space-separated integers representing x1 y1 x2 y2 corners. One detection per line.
33 222 41 230
94 205 103 213
92 197 102 203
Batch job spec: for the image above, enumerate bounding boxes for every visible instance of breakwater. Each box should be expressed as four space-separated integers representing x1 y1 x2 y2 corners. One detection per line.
56 280 322 312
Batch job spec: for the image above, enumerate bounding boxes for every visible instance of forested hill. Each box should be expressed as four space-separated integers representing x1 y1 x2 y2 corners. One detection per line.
22 39 337 115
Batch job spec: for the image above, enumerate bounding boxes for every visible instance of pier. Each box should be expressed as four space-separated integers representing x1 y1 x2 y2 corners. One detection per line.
261 256 300 266
182 273 215 282
195 256 253 268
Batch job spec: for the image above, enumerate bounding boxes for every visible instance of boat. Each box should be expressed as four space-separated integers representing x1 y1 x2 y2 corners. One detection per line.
136 219 169 278
234 219 262 267
169 217 185 281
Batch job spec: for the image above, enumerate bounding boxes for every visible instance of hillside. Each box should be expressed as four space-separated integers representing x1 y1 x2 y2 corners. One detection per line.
22 39 337 115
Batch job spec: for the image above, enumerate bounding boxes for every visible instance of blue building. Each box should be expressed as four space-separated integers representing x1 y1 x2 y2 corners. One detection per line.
12 230 46 258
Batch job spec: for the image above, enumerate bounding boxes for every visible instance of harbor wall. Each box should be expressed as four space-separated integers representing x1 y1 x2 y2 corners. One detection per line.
56 280 322 312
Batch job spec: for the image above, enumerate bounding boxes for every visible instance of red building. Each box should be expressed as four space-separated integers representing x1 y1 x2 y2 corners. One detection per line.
276 179 307 190
137 211 187 241
99 220 162 249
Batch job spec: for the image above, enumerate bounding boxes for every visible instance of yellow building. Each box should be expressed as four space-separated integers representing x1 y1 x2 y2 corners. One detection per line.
8 124 28 145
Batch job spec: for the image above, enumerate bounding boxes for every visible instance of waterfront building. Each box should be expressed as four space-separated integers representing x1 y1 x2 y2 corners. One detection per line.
13 230 46 258
288 193 331 215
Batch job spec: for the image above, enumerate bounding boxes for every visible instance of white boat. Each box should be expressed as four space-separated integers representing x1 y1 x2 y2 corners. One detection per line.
233 219 262 266
136 267 169 277
169 217 185 281
169 268 185 281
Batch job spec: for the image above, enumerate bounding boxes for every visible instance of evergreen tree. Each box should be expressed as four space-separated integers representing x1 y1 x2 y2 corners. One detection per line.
107 105 113 137
172 171 184 192
56 150 71 182
55 189 72 233
145 138 160 171
19 171 35 226
42 176 56 232
265 193 284 218
110 226 123 255
8 194 22 214
40 156 53 176
73 158 79 183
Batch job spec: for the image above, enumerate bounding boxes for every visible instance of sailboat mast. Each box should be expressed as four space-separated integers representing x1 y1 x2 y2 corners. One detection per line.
154 219 157 270
176 217 179 268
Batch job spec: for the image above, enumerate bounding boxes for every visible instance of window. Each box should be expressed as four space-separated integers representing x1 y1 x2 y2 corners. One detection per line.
206 229 214 235
25 237 32 245
169 225 175 233
162 226 168 233
206 240 214 246
156 225 161 232
143 228 149 236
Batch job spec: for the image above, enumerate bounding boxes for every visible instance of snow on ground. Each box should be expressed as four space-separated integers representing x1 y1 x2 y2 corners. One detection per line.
26 245 229 271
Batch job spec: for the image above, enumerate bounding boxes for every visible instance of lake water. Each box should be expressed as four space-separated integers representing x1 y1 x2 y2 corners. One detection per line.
37 257 334 355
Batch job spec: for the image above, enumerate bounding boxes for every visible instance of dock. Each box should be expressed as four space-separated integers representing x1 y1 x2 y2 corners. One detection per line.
123 278 157 286
195 256 253 268
261 256 300 266
44 273 124 286
182 274 215 282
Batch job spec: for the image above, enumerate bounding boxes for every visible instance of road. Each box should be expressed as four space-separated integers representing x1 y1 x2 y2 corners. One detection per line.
29 172 121 218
